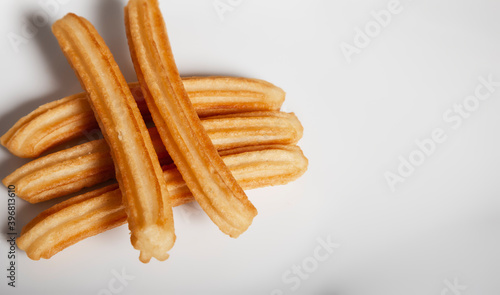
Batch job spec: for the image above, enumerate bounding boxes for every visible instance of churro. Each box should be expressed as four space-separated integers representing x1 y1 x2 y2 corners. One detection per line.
17 145 308 260
126 0 257 237
53 13 174 262
1 77 284 158
4 112 303 203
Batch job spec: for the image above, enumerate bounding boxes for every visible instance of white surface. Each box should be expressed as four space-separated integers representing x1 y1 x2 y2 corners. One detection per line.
1 0 500 294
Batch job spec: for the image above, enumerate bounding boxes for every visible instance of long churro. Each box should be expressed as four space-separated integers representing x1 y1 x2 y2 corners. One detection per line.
126 0 257 238
17 145 308 260
1 77 284 158
53 13 174 262
4 111 303 204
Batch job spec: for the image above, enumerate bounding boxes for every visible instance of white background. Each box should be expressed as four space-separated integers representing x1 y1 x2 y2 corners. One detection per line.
1 0 500 294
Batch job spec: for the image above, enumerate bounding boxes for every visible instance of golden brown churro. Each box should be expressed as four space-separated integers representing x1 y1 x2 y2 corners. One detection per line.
1 77 284 158
126 0 257 237
53 13 174 262
17 184 125 261
4 112 303 204
182 77 284 117
17 145 308 260
2 128 167 204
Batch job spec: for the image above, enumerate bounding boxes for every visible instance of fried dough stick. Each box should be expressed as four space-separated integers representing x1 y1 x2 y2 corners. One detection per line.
4 112 303 204
17 145 308 260
125 0 257 237
1 77 285 158
53 13 174 262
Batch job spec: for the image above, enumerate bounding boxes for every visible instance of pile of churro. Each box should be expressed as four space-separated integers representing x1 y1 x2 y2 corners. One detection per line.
1 0 307 263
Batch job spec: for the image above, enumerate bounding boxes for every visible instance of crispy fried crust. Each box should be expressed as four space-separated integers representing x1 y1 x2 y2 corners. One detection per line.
182 77 284 117
0 77 284 158
17 145 308 260
126 0 257 237
3 111 303 203
52 13 174 263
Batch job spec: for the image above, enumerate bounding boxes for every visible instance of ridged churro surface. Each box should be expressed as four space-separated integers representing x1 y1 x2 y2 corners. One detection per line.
17 145 308 260
1 77 284 158
126 0 257 237
53 13 174 263
4 111 303 204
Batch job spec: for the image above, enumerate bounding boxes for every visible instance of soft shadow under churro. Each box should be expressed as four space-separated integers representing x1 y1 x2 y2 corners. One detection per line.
0 10 83 189
0 2 137 179
0 9 82 156
0 5 126 235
